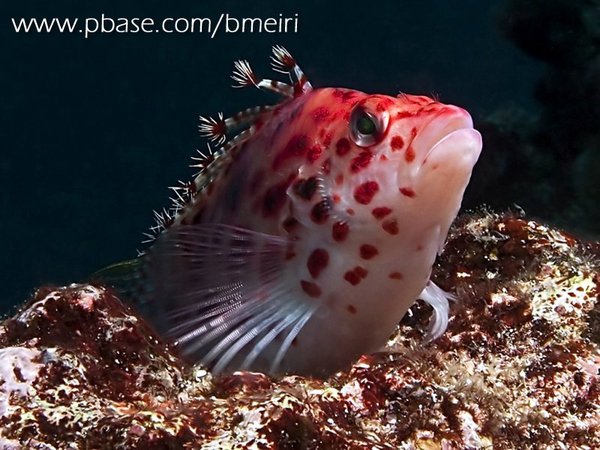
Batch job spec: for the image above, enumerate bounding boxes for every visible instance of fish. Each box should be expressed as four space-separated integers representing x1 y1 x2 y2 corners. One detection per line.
104 46 482 377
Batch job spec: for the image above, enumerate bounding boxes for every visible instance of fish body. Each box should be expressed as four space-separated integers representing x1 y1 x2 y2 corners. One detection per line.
133 47 482 377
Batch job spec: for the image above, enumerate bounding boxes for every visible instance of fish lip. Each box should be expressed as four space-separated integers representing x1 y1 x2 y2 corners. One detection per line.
423 127 475 162
417 104 480 161
410 106 475 162
419 127 482 178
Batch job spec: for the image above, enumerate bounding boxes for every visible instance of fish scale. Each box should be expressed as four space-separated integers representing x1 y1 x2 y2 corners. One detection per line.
105 46 482 377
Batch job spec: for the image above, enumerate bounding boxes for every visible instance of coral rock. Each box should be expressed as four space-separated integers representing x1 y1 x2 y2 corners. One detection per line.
1 212 598 448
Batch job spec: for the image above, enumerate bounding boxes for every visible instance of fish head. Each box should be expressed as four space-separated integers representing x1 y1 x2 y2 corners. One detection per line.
288 88 482 251
270 88 482 373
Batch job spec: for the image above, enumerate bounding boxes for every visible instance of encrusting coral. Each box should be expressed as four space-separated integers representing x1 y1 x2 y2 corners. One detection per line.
0 211 598 449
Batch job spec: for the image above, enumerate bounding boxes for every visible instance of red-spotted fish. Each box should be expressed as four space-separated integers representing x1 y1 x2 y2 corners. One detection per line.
109 46 482 377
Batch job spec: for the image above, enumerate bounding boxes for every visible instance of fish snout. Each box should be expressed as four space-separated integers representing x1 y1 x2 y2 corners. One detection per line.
413 105 477 164
413 106 482 200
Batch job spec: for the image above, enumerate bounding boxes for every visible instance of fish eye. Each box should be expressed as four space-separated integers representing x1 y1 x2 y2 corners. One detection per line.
349 106 388 147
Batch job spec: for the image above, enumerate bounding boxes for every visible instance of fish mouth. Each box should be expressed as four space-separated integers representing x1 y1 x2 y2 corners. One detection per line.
414 106 482 170
406 110 482 244
423 127 482 168
411 125 481 213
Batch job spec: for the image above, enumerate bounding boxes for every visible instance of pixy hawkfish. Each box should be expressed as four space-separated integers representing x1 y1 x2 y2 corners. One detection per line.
103 46 482 377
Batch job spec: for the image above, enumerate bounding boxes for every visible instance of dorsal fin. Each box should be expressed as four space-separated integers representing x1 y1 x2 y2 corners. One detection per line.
271 45 312 96
230 59 294 97
143 46 311 246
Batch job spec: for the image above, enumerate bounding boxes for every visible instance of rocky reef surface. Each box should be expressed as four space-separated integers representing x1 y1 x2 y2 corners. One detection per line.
0 212 598 449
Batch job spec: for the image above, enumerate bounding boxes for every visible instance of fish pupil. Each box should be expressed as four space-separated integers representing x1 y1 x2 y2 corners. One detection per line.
357 115 376 135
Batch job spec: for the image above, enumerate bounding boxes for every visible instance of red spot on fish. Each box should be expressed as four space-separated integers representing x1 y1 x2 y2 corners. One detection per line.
307 248 329 278
301 280 322 298
399 187 416 198
382 219 399 235
321 158 331 175
354 181 379 205
332 194 341 204
380 155 388 161
307 144 323 163
322 132 333 147
336 138 351 156
416 244 424 251
421 104 443 115
360 244 379 259
395 111 414 119
413 96 432 105
391 135 404 151
332 221 349 242
350 151 372 173
354 266 368 278
311 200 330 224
344 271 360 286
274 134 310 169
389 271 403 280
342 91 357 102
403 127 418 163
293 177 318 201
312 106 331 122
378 95 394 103
263 177 294 217
335 174 344 185
333 89 358 104
344 266 368 285
372 207 392 219
375 97 393 112
283 217 299 232
346 208 355 216
347 304 357 314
